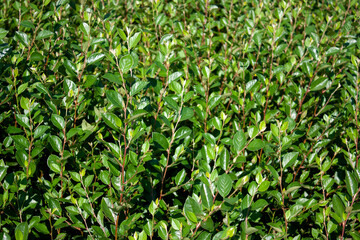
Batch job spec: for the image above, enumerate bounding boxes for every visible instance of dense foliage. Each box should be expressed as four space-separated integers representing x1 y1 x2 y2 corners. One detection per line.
0 0 360 239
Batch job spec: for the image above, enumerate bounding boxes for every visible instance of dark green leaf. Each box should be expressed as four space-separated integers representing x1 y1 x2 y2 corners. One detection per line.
180 107 194 121
12 135 30 149
247 139 265 151
49 135 62 152
153 132 169 150
51 114 65 130
282 152 299 169
200 183 213 209
332 194 345 222
0 28 9 39
87 53 105 65
15 31 29 46
106 90 124 108
80 22 90 36
130 81 148 96
345 171 358 197
168 72 183 83
217 174 232 198
36 30 53 40
174 127 192 141
47 155 61 173
103 73 122 84
233 130 246 152
102 113 122 130
310 77 328 91
175 169 186 185
15 222 29 240
163 96 179 111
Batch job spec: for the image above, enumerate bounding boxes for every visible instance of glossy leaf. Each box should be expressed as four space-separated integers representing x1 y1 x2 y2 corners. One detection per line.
120 54 134 73
247 139 265 151
233 130 246 152
217 174 232 198
282 152 299 169
153 132 169 151
36 30 53 40
200 183 213 209
106 90 124 108
87 53 105 65
51 114 65 130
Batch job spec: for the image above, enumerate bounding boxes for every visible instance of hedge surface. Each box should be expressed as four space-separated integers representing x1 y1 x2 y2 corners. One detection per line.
0 0 360 239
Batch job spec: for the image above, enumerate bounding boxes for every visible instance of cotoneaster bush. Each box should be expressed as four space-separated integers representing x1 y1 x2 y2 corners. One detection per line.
0 0 360 239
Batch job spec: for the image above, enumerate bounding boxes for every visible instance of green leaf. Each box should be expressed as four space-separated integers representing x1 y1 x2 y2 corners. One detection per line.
163 96 179 111
168 72 183 83
51 114 65 130
15 222 29 240
208 95 221 110
16 114 30 129
70 172 81 182
47 155 61 173
200 183 213 209
49 198 62 215
18 83 28 95
258 180 270 192
63 59 76 75
247 139 265 151
180 107 194 121
0 232 11 240
49 135 62 152
217 174 232 198
87 53 105 65
0 167 7 182
301 62 313 77
175 169 186 185
332 194 345 222
310 77 328 91
80 22 90 36
127 109 148 123
274 44 287 56
84 175 94 188
345 171 358 197
248 181 258 196
12 135 30 149
325 47 339 56
155 13 167 26
130 81 148 96
101 198 116 222
129 32 141 50
308 46 319 60
203 133 216 145
102 112 122 130
34 125 50 139
233 130 246 152
219 148 230 171
120 54 134 73
15 31 29 46
99 171 110 185
253 31 262 46
149 201 157 216
153 132 169 150
36 30 54 40
0 28 9 39
103 73 122 84
174 127 192 141
106 90 124 108
20 97 30 110
184 197 201 223
282 152 299 169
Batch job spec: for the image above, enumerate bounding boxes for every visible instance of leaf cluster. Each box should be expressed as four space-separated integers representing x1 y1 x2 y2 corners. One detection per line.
0 0 360 239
